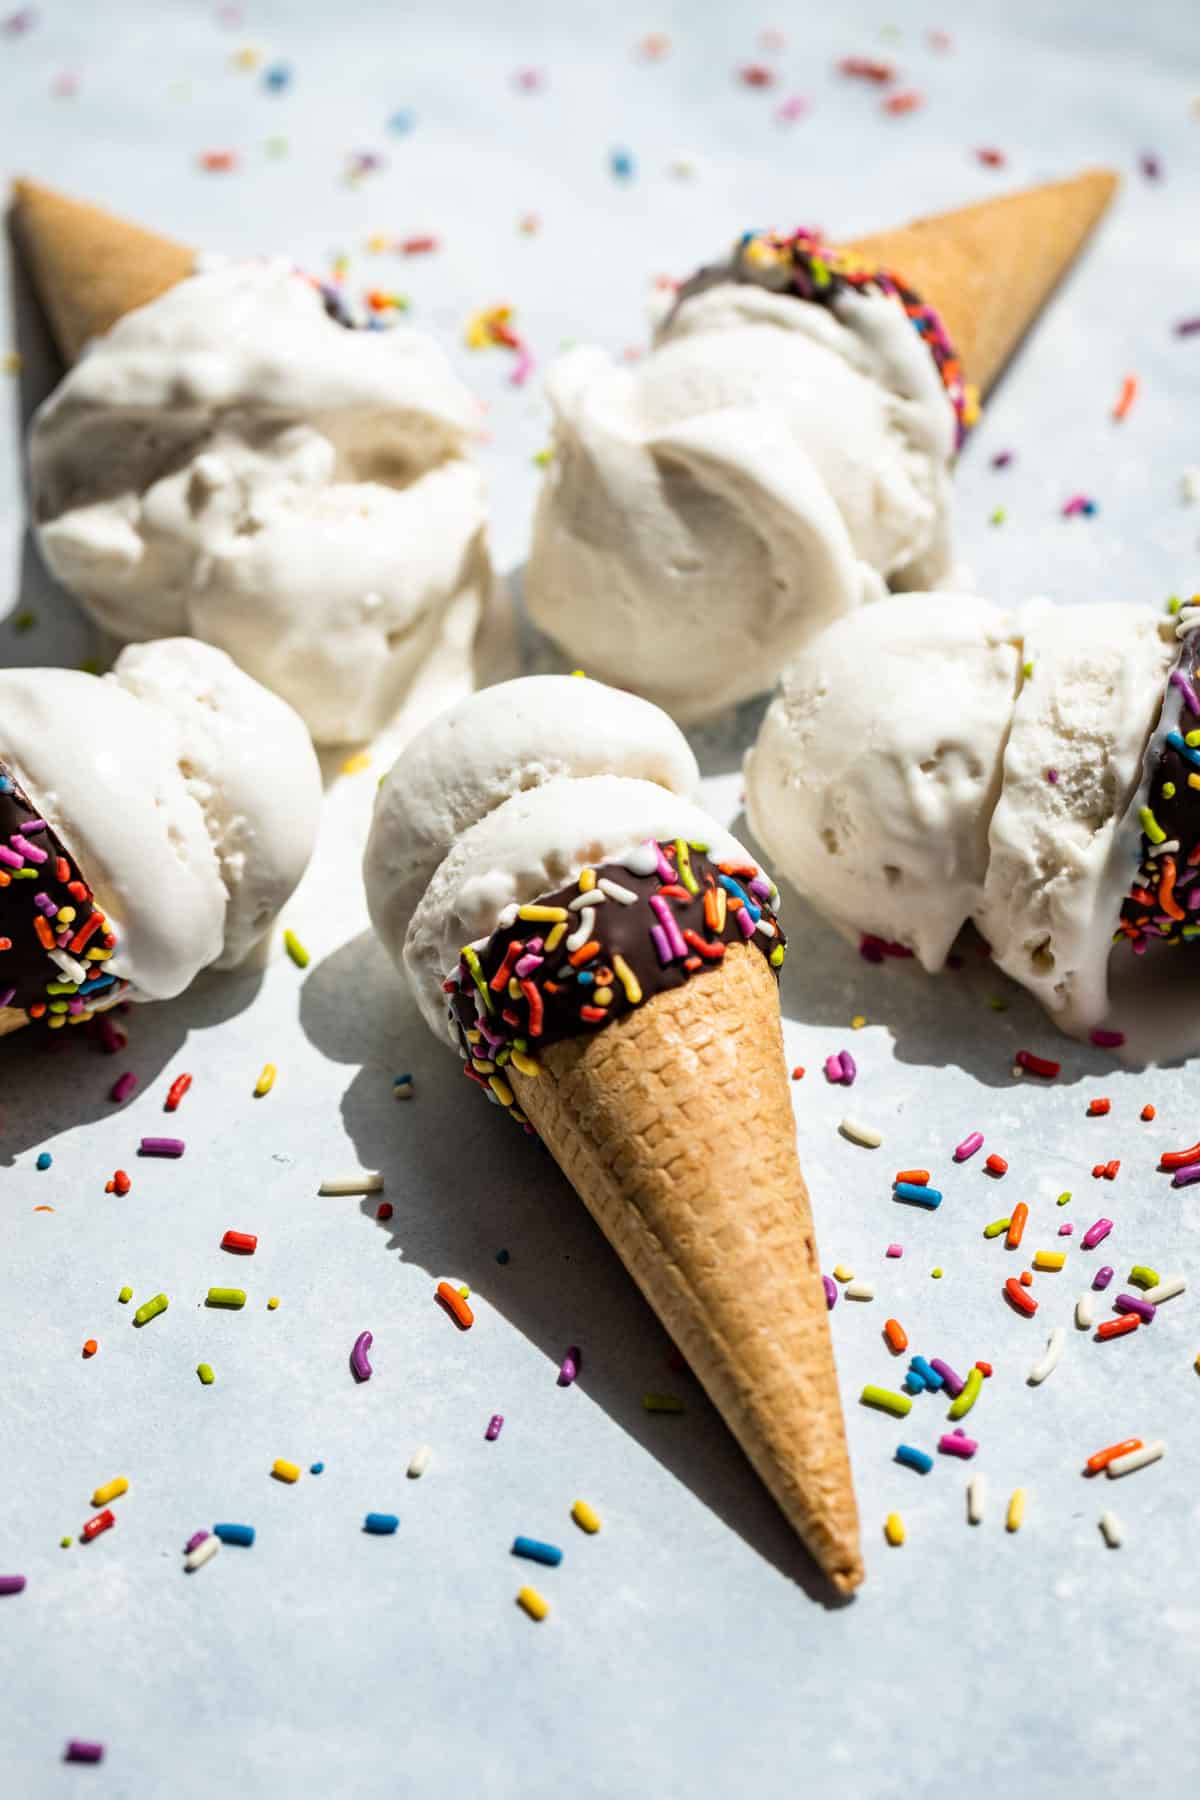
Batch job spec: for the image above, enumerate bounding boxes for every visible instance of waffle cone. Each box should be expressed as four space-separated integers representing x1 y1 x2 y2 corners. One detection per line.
0 1007 29 1038
11 178 194 364
509 942 862 1594
840 167 1118 394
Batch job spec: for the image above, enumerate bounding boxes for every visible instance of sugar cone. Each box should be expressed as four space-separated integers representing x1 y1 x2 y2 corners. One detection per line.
509 942 863 1594
841 168 1118 395
0 1008 29 1038
10 178 195 364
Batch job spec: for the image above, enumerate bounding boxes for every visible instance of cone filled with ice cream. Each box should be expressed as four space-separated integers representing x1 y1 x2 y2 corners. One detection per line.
364 675 863 1594
525 171 1118 720
11 179 493 748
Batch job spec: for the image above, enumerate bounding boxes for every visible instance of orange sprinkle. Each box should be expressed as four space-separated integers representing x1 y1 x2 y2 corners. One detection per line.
567 940 601 968
1112 374 1138 421
33 1204 54 1212
1087 1097 1112 1117
791 1066 805 1081
82 1339 97 1358
1141 1104 1156 1122
34 914 55 950
1158 855 1185 921
1006 1202 1028 1249
1019 1269 1033 1287
985 1154 1008 1176
1086 1436 1143 1474
975 1361 993 1378
895 1169 930 1185
882 89 923 114
883 1318 909 1354
1097 1315 1139 1341
435 1281 474 1330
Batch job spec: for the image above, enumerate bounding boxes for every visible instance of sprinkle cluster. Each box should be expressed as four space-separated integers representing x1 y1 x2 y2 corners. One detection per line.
0 762 126 1027
445 839 785 1126
1119 625 1200 952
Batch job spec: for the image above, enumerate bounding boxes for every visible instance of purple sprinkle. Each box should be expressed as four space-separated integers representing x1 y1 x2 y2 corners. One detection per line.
1170 669 1200 716
991 450 1014 468
0 987 15 1008
954 1130 984 1162
110 1071 137 1104
649 923 673 966
1171 1160 1200 1188
1046 768 1059 784
838 1050 857 1086
513 953 543 979
1082 1218 1113 1250
0 845 23 869
822 1275 837 1310
0 1574 26 1595
885 1243 903 1258
649 894 687 960
1089 1028 1125 1047
33 891 56 915
350 1330 373 1382
929 1358 964 1397
938 1431 978 1459
139 1137 185 1157
557 1345 581 1387
747 875 772 902
9 833 46 863
1139 152 1162 180
21 818 46 832
1176 316 1200 337
1114 1293 1156 1323
184 1531 210 1555
654 844 675 884
823 1054 844 1084
1093 1265 1115 1291
735 906 756 939
65 1743 105 1765
485 1414 504 1441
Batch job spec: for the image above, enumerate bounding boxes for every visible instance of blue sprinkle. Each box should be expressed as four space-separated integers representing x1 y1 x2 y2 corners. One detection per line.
576 971 595 986
0 774 11 793
1167 730 1200 769
610 148 635 180
263 63 291 91
512 1536 563 1567
496 1249 510 1265
213 1522 255 1547
310 1462 324 1475
895 1444 934 1475
36 1152 52 1171
388 109 415 134
893 1182 942 1209
903 1371 927 1395
363 1512 399 1535
910 1356 944 1392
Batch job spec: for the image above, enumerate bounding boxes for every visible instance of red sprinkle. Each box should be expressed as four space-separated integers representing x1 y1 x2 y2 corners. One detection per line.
791 1066 805 1080
882 90 923 115
1096 1315 1139 1341
376 1202 393 1222
738 63 775 87
221 1230 257 1255
401 234 438 254
985 1154 1008 1176
199 150 238 172
165 1073 192 1113
1004 1277 1038 1316
82 1339 97 1358
1159 1139 1200 1170
1088 1098 1112 1117
1141 1105 1156 1122
81 1509 115 1542
976 146 1007 167
975 1361 993 1378
838 54 895 82
1015 1050 1061 1079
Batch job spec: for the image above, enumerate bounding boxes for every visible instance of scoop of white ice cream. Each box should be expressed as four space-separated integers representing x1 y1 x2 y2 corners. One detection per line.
29 260 491 745
745 595 1021 968
525 260 957 721
403 774 753 1035
364 674 700 972
976 600 1176 1033
0 644 320 1001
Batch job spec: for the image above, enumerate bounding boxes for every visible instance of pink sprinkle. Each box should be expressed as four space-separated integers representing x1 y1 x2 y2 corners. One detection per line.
557 1345 581 1387
938 1431 978 1459
648 894 687 960
1139 152 1162 181
1059 1223 1074 1236
1082 1218 1113 1250
1046 768 1059 784
775 94 809 122
510 345 534 388
1175 317 1200 337
1090 1028 1125 1047
485 1414 504 1440
96 1017 127 1054
110 1071 137 1104
885 1244 903 1258
824 1055 843 1083
953 1130 984 1162
735 907 756 939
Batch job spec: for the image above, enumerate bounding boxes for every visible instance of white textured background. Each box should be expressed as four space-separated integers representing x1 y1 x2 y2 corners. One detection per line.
2 2 1200 1796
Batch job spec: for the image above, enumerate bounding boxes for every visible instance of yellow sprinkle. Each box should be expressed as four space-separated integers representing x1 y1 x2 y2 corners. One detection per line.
769 942 786 968
340 751 371 775
1033 1250 1066 1271
457 1284 470 1299
267 1297 279 1311
283 929 310 968
233 46 260 69
931 1268 944 1279
489 1074 514 1107
516 1586 549 1621
517 905 569 923
851 1015 866 1030
593 987 614 1006
470 1057 496 1075
832 1265 854 1283
272 1459 301 1484
611 953 642 1005
507 979 521 1001
1190 774 1200 791
578 868 596 892
366 233 390 253
570 668 586 677
3 351 23 375
91 1477 128 1508
1006 1488 1026 1533
255 1062 277 1097
60 1536 71 1548
884 1512 905 1547
509 1049 540 1077
544 921 567 953
197 1363 215 1384
572 1500 601 1534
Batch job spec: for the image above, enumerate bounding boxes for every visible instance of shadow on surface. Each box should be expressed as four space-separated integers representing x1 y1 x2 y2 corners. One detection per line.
299 927 851 1608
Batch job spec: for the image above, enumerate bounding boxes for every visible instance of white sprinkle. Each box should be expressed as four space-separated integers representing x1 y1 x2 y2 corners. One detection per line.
844 1280 875 1302
1139 1273 1185 1306
1075 1292 1095 1330
184 1536 221 1572
839 1116 883 1148
565 907 596 953
754 916 777 938
597 877 638 905
1182 466 1200 503
407 1444 431 1479
319 1172 384 1196
568 888 607 911
496 903 520 930
1027 1326 1065 1386
967 1475 986 1525
620 843 659 877
1099 1510 1124 1548
1106 1439 1167 1479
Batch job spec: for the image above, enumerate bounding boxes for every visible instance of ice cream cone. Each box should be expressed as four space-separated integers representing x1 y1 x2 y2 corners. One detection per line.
509 940 863 1595
0 1007 30 1038
841 168 1119 395
10 178 194 364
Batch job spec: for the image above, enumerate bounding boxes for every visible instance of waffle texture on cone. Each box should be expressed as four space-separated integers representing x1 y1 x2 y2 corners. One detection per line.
510 943 864 1594
11 178 194 363
841 168 1118 394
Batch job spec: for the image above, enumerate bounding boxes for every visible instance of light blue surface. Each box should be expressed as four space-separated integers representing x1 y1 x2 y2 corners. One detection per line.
2 3 1200 1796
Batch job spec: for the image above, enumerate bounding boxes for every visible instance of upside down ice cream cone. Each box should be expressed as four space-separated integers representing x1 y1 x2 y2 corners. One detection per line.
11 178 195 364
364 675 863 1593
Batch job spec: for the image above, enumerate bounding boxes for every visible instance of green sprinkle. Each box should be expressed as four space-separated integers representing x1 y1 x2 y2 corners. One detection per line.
197 1363 215 1385
1128 1265 1161 1291
283 929 310 968
947 1366 983 1420
60 1536 72 1549
989 507 1006 525
1168 595 1183 615
118 1286 133 1304
983 1217 1012 1239
860 1384 912 1418
133 1293 168 1327
674 838 699 895
461 944 494 1013
206 1288 246 1309
1057 1191 1072 1207
1023 660 1035 679
12 610 34 634
1139 806 1167 846
1163 782 1177 799
642 1393 685 1414
988 996 1009 1012
532 447 554 467
769 943 785 968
